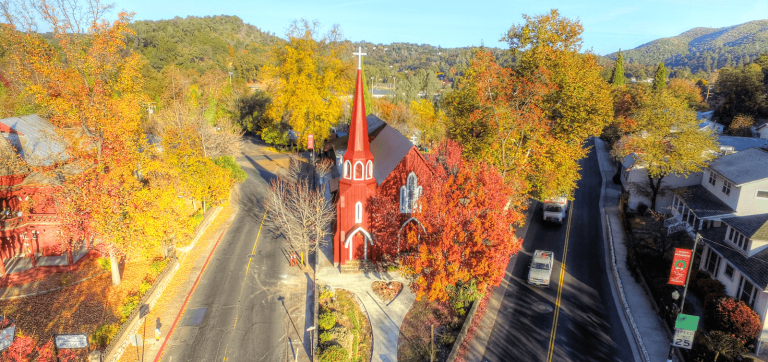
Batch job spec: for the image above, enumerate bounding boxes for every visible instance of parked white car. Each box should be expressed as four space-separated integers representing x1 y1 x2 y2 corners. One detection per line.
528 250 554 287
543 196 569 225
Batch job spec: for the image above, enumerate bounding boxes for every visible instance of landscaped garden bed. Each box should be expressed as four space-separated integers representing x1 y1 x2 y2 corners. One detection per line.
398 298 468 362
371 281 402 304
317 286 372 362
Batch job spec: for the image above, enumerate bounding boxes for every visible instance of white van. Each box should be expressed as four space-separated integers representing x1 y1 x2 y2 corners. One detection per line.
543 196 569 225
528 250 554 287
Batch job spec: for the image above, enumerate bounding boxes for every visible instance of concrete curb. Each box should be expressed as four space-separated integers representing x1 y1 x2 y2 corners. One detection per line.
446 296 481 362
103 204 227 362
0 270 105 301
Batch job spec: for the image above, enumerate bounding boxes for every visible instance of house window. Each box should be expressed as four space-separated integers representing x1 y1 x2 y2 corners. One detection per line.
705 248 721 277
399 172 423 213
708 172 717 186
739 276 758 309
724 264 735 280
722 180 732 196
355 202 363 223
344 161 351 179
366 161 373 179
728 228 735 241
354 162 364 180
756 190 768 199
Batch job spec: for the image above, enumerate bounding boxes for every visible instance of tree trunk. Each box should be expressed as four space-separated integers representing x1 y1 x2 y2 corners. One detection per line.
110 250 121 286
648 174 665 212
714 351 719 362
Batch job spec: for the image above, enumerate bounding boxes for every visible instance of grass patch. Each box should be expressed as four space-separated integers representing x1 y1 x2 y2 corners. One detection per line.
317 286 372 362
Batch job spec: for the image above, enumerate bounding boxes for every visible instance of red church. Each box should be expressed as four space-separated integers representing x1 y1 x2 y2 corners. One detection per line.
327 50 433 269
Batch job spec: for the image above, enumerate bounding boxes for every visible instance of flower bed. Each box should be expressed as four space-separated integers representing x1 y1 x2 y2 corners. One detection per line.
371 281 402 304
317 287 372 362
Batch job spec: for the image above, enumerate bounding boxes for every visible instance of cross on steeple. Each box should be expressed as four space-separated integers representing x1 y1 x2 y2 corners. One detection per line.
353 46 367 70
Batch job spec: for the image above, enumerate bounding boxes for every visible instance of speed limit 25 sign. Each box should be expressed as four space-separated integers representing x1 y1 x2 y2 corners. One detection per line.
672 329 694 349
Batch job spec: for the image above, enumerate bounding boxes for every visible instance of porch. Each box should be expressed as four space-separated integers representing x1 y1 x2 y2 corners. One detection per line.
666 185 734 236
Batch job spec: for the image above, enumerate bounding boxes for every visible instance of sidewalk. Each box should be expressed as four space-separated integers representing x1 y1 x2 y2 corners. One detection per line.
316 226 416 362
593 137 678 362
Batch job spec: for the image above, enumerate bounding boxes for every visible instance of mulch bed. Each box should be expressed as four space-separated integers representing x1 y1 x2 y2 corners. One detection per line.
398 298 467 362
371 281 402 304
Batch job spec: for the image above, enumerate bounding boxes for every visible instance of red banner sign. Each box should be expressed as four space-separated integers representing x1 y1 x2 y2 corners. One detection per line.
307 134 315 150
669 248 692 286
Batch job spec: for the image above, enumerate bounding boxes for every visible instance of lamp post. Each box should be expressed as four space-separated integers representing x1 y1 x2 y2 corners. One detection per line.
666 233 700 362
307 326 316 361
228 71 233 85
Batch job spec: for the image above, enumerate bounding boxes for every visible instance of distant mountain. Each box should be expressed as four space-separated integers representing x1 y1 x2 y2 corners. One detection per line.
607 19 768 73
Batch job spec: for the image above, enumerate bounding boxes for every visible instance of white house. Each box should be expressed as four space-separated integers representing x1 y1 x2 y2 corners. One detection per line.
753 122 768 140
664 147 768 353
620 137 768 211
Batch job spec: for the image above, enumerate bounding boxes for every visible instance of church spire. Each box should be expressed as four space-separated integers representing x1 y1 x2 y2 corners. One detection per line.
346 47 373 159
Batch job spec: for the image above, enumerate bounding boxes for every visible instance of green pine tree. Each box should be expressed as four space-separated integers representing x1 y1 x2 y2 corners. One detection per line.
609 50 626 86
653 62 666 92
361 63 373 116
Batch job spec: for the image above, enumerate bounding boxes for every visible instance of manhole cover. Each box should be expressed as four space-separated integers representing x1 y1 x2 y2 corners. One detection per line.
532 302 554 313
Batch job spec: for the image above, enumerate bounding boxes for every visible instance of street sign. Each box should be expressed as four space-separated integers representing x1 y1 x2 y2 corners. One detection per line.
669 248 692 286
675 313 700 331
54 334 89 349
139 304 150 319
308 134 314 150
0 324 15 351
672 329 695 349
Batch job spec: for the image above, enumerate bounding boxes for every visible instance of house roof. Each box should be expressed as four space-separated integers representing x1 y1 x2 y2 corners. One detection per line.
622 153 639 170
699 226 768 291
722 214 768 240
0 114 68 166
673 185 735 218
708 147 768 186
716 136 768 152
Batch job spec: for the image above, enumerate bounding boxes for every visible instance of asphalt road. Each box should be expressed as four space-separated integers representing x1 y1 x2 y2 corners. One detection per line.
481 139 635 362
159 139 297 362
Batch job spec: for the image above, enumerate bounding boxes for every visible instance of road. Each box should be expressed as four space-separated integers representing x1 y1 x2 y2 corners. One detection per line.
159 138 307 362
481 139 636 362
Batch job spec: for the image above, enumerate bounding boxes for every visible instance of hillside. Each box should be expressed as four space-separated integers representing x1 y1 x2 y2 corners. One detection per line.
607 19 768 73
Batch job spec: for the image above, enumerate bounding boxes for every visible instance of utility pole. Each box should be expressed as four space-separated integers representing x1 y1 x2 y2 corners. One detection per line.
705 85 713 103
666 233 700 362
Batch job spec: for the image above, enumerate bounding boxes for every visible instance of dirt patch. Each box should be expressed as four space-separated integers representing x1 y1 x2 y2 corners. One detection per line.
371 281 402 304
398 298 466 362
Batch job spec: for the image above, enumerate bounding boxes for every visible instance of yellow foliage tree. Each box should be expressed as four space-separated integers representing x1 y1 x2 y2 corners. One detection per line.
409 99 446 149
260 20 352 149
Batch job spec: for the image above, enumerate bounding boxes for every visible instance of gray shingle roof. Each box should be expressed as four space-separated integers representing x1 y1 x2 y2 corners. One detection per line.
722 214 768 241
716 136 768 152
708 147 768 186
699 226 768 290
673 184 735 218
0 114 68 166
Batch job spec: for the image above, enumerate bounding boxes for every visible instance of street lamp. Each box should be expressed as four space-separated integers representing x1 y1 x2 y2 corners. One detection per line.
307 326 316 361
228 71 233 85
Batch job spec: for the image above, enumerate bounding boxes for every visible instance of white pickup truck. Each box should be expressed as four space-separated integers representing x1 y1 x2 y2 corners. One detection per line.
542 196 569 225
528 250 554 287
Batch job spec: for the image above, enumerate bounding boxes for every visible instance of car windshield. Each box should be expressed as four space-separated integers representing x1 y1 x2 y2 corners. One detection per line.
545 205 562 212
532 262 549 270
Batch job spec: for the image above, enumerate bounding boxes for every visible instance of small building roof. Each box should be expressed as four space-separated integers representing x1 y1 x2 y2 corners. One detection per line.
722 214 768 241
0 114 68 166
708 147 768 186
716 135 768 153
673 184 735 218
622 153 639 170
699 226 768 291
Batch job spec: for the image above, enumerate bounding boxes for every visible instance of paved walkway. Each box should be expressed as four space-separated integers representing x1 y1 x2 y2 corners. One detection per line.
593 137 677 362
316 230 416 362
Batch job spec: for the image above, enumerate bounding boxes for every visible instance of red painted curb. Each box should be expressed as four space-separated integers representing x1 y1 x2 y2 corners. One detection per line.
153 219 231 362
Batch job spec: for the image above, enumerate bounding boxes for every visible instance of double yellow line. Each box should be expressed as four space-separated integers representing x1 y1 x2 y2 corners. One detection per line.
547 200 575 362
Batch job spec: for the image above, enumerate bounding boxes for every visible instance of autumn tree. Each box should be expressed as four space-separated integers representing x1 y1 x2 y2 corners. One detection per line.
728 114 755 137
715 63 768 123
613 92 717 211
667 78 707 110
610 50 626 86
708 297 762 341
409 99 446 148
400 140 524 301
260 19 352 149
653 62 667 92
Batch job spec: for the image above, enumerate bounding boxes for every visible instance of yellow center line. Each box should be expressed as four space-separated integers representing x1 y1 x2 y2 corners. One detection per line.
547 200 575 362
223 165 277 362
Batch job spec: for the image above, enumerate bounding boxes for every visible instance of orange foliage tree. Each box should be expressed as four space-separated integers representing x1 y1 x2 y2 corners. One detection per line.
400 140 525 301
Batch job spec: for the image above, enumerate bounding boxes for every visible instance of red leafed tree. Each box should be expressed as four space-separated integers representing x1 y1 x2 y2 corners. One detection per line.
713 298 762 341
400 140 525 301
1 333 35 362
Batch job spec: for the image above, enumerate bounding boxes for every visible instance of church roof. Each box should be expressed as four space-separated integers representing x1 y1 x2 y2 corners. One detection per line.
344 68 374 162
0 114 68 166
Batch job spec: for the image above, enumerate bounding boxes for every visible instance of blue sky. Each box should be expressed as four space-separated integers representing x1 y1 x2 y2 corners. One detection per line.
112 0 767 55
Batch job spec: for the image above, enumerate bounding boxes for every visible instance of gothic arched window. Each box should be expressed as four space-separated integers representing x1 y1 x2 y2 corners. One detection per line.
399 172 423 213
344 161 352 179
355 202 363 223
354 161 364 180
366 160 373 179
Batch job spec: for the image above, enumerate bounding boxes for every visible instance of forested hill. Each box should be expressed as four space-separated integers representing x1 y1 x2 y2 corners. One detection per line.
607 19 768 72
126 15 283 80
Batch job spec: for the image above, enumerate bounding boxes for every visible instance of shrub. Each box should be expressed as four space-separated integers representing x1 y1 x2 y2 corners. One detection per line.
691 330 746 362
709 297 762 340
214 156 248 184
319 311 337 331
120 294 140 322
90 323 118 348
60 274 72 287
439 333 457 346
637 203 648 215
150 259 168 279
139 280 152 296
319 345 348 362
319 331 333 344
692 276 726 301
97 257 111 272
190 209 205 228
